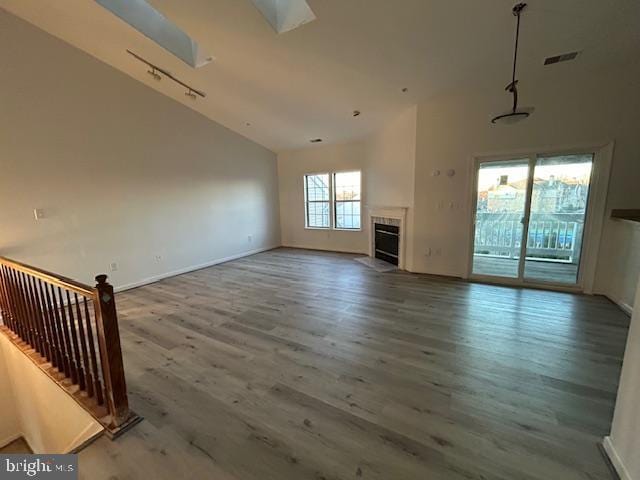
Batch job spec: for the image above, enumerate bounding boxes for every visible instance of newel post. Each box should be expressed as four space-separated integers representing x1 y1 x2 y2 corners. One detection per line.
94 274 140 435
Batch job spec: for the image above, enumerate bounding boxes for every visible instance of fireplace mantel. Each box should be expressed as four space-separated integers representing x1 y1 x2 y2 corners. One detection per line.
367 206 408 220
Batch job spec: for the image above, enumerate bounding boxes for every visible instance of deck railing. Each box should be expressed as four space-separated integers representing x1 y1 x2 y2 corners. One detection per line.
474 212 584 263
0 257 140 438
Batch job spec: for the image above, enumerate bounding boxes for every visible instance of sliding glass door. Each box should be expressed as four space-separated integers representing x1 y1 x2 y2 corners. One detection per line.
472 159 530 278
471 153 594 287
523 154 593 285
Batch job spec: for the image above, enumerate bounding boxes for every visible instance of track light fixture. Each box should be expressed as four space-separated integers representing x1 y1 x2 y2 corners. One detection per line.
127 50 206 99
147 68 161 81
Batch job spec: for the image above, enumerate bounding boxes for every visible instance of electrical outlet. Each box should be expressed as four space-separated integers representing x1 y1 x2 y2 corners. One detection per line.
155 255 162 262
247 235 252 243
110 262 118 272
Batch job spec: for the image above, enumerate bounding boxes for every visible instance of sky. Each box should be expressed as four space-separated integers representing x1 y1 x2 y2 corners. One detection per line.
477 158 593 192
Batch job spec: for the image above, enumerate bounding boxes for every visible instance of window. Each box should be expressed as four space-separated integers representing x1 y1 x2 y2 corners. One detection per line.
304 173 330 228
303 171 361 230
334 171 361 229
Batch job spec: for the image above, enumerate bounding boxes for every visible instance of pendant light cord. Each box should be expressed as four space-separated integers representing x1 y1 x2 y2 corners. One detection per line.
511 6 522 88
508 3 527 112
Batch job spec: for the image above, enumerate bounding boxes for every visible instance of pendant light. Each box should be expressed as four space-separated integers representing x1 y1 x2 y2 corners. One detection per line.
492 3 533 124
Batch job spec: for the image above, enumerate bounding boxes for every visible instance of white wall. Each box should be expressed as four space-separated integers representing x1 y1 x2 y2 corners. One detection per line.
411 61 640 283
278 106 417 258
0 11 280 290
605 277 640 480
597 220 640 314
0 341 20 447
0 334 104 453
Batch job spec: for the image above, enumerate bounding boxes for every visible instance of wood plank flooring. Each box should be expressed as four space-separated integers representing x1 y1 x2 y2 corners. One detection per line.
79 248 629 480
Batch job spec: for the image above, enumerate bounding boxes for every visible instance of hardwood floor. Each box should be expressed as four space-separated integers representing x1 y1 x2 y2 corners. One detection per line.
79 248 629 480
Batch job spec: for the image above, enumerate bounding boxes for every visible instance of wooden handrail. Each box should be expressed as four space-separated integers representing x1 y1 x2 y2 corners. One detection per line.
0 257 94 297
0 257 141 438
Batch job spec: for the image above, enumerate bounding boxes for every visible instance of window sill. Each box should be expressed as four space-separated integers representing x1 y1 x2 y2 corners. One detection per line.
303 227 362 232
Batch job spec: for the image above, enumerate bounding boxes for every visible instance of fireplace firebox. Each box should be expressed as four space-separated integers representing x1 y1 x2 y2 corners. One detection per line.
374 223 399 266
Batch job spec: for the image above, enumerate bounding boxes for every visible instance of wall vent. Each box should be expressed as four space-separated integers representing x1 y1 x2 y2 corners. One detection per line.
544 51 580 66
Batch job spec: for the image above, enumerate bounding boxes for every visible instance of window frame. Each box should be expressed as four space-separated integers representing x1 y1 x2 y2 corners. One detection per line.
303 172 331 230
333 170 362 231
302 170 362 231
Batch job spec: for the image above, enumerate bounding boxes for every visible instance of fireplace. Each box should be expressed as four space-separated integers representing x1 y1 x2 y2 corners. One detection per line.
374 223 399 265
367 206 407 270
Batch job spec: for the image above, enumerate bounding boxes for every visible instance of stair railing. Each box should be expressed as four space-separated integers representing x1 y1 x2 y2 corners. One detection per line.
0 256 140 438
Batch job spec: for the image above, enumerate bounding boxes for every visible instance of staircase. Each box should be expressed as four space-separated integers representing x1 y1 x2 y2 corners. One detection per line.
0 257 141 438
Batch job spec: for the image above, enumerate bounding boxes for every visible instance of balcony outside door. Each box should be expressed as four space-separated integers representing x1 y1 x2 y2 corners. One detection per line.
471 153 594 288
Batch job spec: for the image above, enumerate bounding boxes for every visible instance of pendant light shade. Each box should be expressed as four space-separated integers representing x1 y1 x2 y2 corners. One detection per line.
492 3 533 125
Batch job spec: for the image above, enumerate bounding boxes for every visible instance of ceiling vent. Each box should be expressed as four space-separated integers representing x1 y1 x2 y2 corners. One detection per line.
544 51 580 66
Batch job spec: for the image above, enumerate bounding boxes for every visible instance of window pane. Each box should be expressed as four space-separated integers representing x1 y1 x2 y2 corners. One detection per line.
335 202 361 229
305 174 330 228
335 171 361 201
334 171 361 229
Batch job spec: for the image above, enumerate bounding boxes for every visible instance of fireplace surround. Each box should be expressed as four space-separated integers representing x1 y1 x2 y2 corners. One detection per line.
367 206 407 270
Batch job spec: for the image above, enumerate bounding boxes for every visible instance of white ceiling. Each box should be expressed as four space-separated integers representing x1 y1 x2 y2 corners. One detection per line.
1 0 639 151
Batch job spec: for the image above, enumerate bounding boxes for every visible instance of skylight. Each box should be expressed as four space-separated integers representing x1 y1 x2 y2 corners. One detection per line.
95 0 213 68
250 0 316 34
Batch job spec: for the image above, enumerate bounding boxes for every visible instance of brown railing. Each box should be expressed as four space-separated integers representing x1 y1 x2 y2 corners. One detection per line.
0 257 141 438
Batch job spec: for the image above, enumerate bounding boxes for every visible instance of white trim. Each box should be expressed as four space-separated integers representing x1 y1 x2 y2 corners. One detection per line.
603 436 632 480
605 294 634 316
0 432 23 450
64 423 104 454
114 245 279 292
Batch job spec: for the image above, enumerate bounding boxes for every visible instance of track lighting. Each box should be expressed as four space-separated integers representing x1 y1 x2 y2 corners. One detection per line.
147 68 161 81
127 50 206 99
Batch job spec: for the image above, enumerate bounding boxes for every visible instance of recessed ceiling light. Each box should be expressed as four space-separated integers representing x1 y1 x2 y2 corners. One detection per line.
310 138 323 143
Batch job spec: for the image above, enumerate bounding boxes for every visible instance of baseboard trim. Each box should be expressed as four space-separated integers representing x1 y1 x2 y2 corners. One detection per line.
114 245 279 293
602 436 631 480
603 294 634 316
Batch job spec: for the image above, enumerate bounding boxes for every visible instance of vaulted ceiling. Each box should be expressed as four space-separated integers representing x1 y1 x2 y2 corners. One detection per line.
1 0 638 151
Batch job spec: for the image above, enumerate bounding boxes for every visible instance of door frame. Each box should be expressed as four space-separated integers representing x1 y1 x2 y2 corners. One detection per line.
465 142 614 293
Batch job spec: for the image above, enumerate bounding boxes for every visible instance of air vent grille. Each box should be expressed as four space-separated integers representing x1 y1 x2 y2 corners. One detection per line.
544 51 580 65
